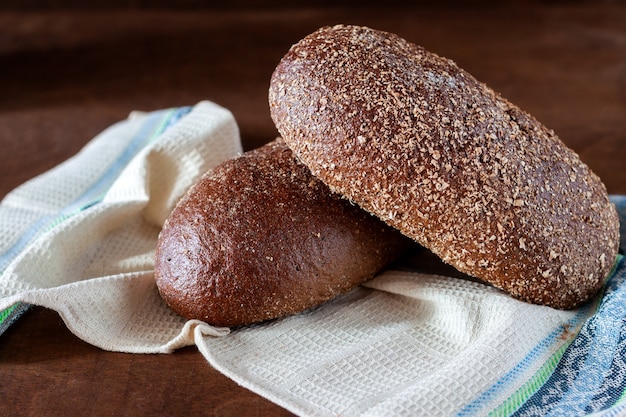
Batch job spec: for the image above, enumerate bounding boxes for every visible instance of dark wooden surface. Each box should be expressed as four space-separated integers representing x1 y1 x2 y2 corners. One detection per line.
1 3 625 416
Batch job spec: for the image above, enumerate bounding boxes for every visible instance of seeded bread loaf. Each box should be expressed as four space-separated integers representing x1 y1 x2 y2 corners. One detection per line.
154 138 411 327
269 24 620 309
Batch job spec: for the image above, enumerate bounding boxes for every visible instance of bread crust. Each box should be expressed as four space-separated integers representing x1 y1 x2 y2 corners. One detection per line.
269 24 620 309
155 139 411 326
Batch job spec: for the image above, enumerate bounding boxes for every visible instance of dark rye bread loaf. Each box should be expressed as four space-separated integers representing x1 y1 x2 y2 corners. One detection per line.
269 24 620 309
155 139 411 327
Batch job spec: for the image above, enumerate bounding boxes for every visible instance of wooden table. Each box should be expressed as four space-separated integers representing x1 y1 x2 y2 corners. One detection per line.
1 3 625 416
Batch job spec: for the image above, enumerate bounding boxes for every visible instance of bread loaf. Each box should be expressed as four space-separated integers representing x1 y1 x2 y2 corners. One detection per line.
269 24 620 309
155 138 411 327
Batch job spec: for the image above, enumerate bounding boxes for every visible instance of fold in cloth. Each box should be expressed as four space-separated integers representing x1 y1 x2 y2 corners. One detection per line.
0 102 239 350
1 102 626 417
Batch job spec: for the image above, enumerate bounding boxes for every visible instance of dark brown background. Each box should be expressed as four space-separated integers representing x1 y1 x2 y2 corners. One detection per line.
1 1 625 416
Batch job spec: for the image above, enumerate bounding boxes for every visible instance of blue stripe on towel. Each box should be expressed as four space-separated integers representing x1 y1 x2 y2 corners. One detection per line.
455 305 594 417
511 258 626 417
0 107 190 272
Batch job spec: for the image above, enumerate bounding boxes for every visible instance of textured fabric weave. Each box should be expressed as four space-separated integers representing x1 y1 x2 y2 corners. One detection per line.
0 101 239 350
1 103 625 416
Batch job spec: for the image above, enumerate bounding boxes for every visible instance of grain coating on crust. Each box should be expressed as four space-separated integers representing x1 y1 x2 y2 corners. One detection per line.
154 139 411 327
269 24 620 309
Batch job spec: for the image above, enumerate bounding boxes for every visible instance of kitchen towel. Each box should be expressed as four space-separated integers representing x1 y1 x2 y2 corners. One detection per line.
1 102 625 417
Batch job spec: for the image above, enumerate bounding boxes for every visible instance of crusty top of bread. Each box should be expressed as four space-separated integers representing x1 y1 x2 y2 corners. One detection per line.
155 138 411 326
269 24 620 309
